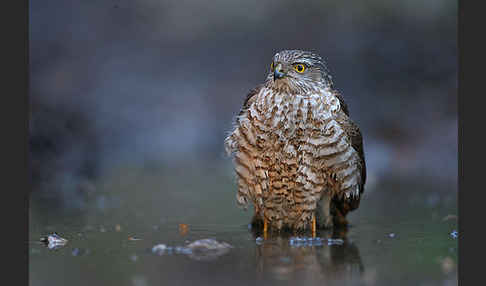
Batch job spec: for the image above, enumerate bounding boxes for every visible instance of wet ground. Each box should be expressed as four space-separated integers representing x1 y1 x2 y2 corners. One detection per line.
29 164 458 286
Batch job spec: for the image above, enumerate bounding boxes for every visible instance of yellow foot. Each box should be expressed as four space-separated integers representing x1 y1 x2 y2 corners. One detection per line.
312 215 317 238
263 217 268 240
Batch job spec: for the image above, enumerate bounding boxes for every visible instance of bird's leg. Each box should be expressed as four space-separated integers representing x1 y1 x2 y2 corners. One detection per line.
317 193 334 229
263 216 268 239
312 215 317 238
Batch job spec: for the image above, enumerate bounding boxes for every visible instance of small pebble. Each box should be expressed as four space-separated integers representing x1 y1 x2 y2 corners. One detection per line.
151 239 231 260
187 239 232 250
450 230 458 239
289 237 324 247
327 238 344 246
40 233 68 249
151 244 167 255
186 239 232 261
255 237 264 244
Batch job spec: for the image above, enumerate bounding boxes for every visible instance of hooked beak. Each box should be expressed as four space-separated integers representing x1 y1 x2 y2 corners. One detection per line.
273 63 285 80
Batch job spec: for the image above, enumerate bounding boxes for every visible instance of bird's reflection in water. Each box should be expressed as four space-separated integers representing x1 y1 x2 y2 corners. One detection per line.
251 227 364 283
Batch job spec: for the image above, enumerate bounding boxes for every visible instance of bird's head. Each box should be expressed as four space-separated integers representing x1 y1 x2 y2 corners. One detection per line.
265 50 333 94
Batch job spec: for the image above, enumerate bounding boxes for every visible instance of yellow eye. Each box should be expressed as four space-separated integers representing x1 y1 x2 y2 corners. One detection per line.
294 64 306 73
270 62 274 71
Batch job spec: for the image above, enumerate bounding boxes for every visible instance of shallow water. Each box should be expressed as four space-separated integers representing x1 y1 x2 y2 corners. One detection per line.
29 165 457 286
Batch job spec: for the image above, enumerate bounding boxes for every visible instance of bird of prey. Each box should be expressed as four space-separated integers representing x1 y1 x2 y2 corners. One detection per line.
225 50 366 236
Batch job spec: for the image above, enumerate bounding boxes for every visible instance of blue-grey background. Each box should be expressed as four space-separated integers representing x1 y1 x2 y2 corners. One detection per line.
30 0 456 209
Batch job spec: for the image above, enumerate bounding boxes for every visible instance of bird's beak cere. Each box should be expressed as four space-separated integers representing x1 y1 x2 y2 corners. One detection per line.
273 63 286 80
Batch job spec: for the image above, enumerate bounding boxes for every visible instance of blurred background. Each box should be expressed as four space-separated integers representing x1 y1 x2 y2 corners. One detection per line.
29 0 456 213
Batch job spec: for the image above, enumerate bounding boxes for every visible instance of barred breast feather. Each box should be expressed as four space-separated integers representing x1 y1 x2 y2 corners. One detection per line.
225 86 365 230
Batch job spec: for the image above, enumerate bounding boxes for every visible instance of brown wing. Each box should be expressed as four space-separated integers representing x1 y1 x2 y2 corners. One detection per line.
332 90 366 190
334 90 350 116
238 85 263 117
225 85 263 156
224 85 266 208
331 90 366 217
344 118 366 193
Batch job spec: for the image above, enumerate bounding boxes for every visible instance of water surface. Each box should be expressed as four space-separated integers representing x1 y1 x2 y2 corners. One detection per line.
29 166 457 286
